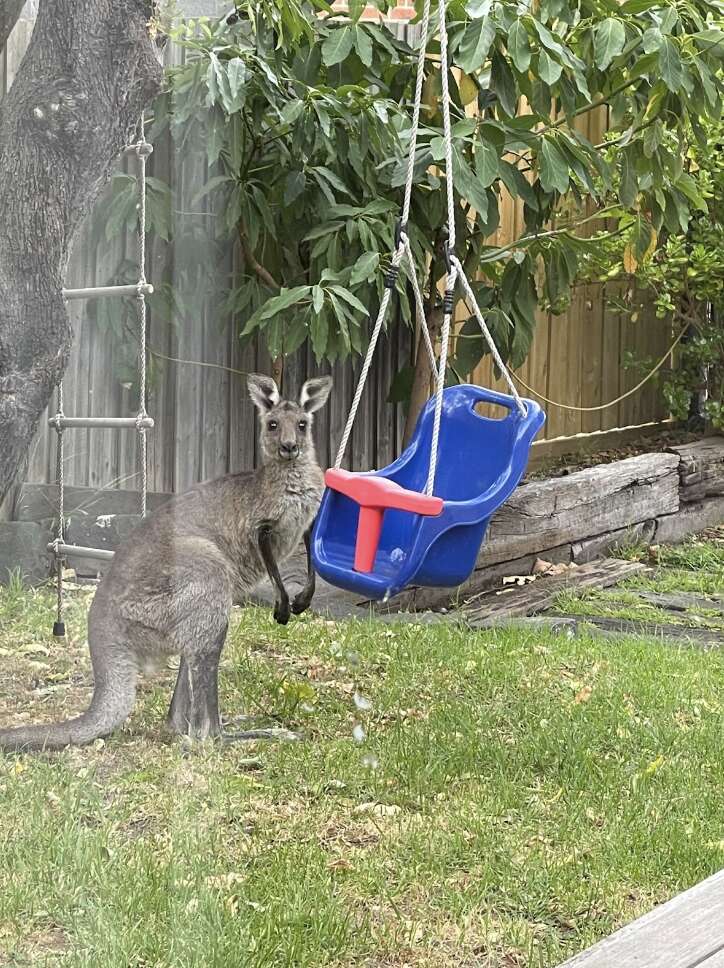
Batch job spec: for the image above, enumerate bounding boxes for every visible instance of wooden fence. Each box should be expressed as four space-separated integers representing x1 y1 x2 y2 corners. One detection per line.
1 17 672 506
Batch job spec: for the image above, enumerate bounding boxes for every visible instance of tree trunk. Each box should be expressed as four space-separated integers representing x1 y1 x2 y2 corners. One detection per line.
403 306 442 446
0 0 163 504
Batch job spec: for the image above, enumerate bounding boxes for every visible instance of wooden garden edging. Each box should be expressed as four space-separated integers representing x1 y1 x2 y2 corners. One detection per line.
1 437 722 586
556 868 724 968
383 436 724 613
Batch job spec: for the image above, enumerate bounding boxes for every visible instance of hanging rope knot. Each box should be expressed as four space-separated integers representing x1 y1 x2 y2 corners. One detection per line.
384 255 403 290
135 141 153 158
394 219 408 250
135 411 152 432
51 412 64 434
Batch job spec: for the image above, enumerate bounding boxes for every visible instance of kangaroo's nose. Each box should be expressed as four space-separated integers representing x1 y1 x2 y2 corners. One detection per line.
279 442 299 460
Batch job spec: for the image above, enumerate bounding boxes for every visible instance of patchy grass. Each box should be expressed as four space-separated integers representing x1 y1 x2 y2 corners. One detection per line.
0 573 723 967
552 530 724 628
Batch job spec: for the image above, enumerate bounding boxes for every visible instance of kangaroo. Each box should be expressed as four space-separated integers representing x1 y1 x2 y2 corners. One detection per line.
0 374 333 751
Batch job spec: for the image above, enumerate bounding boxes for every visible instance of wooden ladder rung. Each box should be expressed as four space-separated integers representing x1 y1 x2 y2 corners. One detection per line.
48 543 115 562
48 416 154 430
62 283 153 300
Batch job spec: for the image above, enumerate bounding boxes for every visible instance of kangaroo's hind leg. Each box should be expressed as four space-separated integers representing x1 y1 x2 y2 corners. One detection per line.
167 627 225 740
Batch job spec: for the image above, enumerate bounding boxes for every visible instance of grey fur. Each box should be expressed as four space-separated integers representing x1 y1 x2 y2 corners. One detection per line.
0 375 333 752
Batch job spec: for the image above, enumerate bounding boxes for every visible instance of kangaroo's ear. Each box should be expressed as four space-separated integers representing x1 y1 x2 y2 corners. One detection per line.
300 376 333 413
248 374 280 413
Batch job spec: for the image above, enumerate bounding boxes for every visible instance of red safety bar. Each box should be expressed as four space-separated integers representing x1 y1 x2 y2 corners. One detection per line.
324 468 444 572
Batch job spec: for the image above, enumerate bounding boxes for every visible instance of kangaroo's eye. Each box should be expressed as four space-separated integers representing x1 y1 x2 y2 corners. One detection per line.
298 420 308 431
268 420 278 431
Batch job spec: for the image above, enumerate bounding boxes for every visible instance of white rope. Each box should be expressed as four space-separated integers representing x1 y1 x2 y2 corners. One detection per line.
437 0 456 252
402 236 437 373
336 0 527 485
424 266 456 494
453 256 526 415
422 0 458 494
401 0 434 228
135 113 152 518
53 382 65 633
334 247 405 467
334 0 433 469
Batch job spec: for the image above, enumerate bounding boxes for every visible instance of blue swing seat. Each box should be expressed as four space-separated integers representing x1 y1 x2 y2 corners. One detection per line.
311 385 545 600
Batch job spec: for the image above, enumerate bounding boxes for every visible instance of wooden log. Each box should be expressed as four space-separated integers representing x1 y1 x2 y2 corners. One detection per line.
464 558 646 622
556 868 724 968
667 436 724 502
479 453 680 567
14 483 170 523
371 544 573 613
655 496 724 545
572 520 657 564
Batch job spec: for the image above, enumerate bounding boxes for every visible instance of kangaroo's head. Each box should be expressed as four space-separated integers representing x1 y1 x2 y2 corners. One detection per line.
248 374 333 465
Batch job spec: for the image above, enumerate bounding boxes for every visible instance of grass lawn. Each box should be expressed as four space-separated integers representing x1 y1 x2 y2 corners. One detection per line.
0 539 723 967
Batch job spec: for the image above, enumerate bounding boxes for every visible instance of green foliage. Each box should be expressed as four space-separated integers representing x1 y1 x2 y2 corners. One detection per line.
582 118 724 429
103 0 724 384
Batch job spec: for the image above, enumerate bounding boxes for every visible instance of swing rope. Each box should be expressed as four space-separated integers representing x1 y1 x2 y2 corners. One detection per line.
333 0 526 496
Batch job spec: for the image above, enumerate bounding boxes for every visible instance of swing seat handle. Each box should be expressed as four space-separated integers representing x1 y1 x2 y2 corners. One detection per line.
324 468 443 573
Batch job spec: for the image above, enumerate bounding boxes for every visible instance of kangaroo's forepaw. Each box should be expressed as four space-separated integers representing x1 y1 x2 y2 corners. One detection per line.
274 599 291 625
291 591 313 615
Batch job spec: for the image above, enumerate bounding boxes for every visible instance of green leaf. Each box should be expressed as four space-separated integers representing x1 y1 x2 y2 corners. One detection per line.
355 25 373 67
538 137 570 195
312 285 325 315
642 27 663 55
241 286 311 336
349 251 380 286
226 57 247 107
490 50 517 116
190 174 232 207
280 100 305 125
284 171 306 206
619 150 637 207
304 221 344 242
322 26 355 66
451 317 486 376
594 18 626 71
674 172 707 212
659 37 683 92
537 50 563 85
475 139 499 188
458 17 497 73
329 285 369 317
508 20 532 73
498 160 538 210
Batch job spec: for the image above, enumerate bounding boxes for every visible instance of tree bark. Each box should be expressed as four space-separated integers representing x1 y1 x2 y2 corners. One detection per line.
0 0 163 504
403 306 442 446
0 0 26 50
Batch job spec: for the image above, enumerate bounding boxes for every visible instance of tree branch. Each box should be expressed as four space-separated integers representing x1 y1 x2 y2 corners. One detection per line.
0 0 25 52
238 225 280 290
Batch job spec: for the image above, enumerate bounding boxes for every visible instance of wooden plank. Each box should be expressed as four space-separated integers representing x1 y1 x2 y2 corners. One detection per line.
655 496 724 545
557 869 724 968
492 614 724 650
15 483 170 523
464 558 646 622
667 437 724 502
372 543 573 613
480 452 680 567
634 590 723 613
572 520 657 564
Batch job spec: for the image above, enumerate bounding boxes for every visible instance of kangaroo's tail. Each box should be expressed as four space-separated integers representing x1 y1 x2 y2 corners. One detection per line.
0 643 138 752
